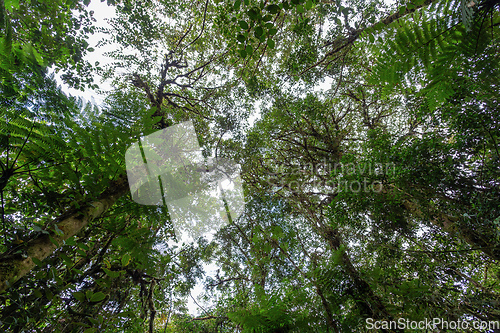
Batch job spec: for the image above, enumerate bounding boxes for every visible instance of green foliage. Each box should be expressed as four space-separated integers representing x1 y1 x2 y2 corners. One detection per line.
0 0 98 90
227 291 296 332
366 0 498 110
1 0 499 331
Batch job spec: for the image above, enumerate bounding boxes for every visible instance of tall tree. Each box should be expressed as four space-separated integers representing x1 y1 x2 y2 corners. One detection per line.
1 0 499 331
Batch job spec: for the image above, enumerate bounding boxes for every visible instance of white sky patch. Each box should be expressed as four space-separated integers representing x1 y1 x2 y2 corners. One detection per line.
59 0 117 105
314 76 334 94
248 100 262 127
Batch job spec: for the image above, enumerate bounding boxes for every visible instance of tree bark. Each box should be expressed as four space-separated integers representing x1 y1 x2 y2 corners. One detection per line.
321 226 398 324
0 174 129 293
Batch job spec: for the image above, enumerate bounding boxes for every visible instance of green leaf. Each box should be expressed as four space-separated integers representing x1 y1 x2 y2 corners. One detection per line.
103 268 120 278
121 253 131 267
265 4 280 14
49 236 59 247
32 225 43 232
65 237 76 246
88 317 99 325
3 19 12 54
268 28 277 35
90 292 106 302
267 38 275 49
73 292 86 302
233 0 241 10
237 34 246 43
72 268 84 275
77 242 90 251
272 225 283 238
60 253 73 267
238 20 249 29
5 0 20 11
239 49 247 58
369 34 375 43
245 44 253 55
32 257 43 267
305 0 313 10
254 26 263 37
247 8 259 20
297 4 304 13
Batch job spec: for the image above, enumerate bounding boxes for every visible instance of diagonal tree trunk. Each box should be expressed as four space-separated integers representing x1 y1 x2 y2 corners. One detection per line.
0 175 129 293
0 36 213 293
377 183 500 261
319 225 400 327
301 0 436 74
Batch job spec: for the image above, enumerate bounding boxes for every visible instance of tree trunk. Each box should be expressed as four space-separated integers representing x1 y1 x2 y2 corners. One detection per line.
321 226 398 326
0 175 129 293
378 183 500 261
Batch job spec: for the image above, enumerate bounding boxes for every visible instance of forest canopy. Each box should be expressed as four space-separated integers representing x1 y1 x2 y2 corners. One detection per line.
0 0 499 332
